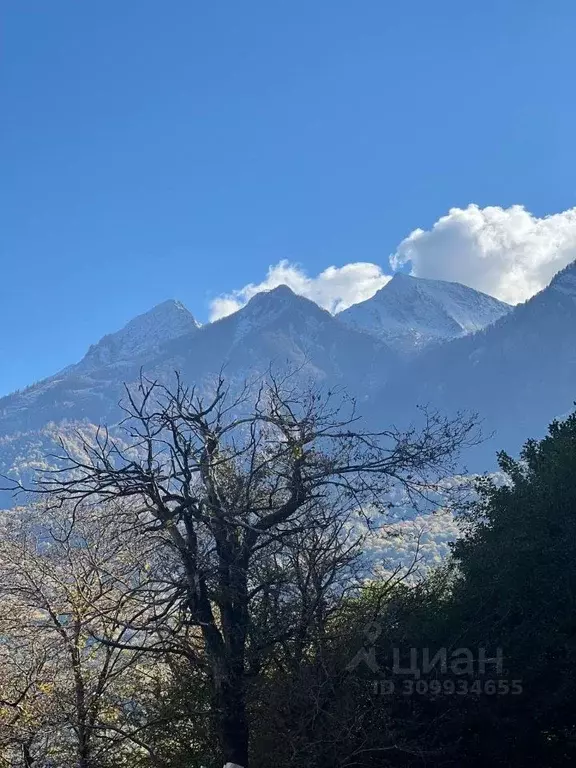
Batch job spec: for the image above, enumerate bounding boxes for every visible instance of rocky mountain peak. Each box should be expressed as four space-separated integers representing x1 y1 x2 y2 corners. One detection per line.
338 274 511 354
74 299 200 371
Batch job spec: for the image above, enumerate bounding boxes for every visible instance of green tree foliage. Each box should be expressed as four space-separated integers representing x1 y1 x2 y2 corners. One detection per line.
445 410 576 765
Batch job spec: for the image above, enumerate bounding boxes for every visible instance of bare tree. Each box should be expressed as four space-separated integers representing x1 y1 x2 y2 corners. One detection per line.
8 372 476 768
0 503 155 768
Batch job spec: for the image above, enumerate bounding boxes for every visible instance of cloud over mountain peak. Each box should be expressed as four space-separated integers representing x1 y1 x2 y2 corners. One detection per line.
208 204 576 320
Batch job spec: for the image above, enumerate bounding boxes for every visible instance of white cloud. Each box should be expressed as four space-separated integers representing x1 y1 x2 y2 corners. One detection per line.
209 260 391 321
209 296 244 321
391 204 576 305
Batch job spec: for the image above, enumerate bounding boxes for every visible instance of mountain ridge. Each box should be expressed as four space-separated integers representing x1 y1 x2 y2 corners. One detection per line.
0 284 391 436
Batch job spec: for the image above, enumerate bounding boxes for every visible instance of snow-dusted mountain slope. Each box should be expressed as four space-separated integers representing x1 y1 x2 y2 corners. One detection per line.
71 299 200 372
157 285 393 393
339 273 511 354
378 261 576 464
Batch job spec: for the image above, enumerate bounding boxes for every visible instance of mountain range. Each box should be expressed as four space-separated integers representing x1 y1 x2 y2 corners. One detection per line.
1 265 575 513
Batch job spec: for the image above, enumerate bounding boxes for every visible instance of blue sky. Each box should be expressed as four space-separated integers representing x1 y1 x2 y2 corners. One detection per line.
2 0 576 395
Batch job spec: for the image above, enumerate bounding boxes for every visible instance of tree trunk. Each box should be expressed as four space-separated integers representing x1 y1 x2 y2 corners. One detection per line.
22 743 34 767
214 671 249 768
